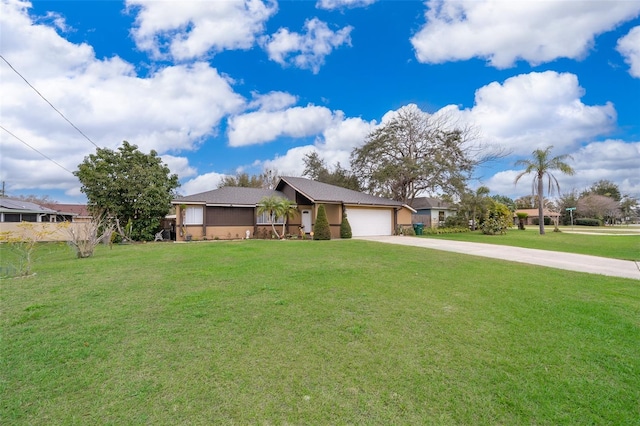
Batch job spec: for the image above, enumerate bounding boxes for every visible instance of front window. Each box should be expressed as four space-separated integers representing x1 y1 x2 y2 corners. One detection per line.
184 206 203 225
22 214 37 222
3 214 20 222
257 211 284 225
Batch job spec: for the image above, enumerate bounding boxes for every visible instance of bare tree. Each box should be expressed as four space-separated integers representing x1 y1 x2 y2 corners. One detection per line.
351 104 502 205
577 194 621 224
67 212 114 258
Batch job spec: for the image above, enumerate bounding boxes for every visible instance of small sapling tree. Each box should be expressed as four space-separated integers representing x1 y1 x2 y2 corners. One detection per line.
516 212 528 230
67 212 114 258
0 222 60 277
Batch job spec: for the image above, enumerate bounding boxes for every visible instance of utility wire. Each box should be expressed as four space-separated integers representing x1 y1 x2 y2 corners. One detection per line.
0 125 75 175
0 54 99 149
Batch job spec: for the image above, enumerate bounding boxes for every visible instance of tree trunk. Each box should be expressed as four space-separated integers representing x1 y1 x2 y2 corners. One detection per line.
538 176 545 235
270 214 281 239
471 207 477 230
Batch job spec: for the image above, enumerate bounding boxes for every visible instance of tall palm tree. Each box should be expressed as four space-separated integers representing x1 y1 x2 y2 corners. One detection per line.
257 196 283 239
514 146 574 235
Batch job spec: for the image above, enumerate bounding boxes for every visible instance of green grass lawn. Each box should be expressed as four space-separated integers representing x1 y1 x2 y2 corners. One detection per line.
422 228 640 261
2 240 639 424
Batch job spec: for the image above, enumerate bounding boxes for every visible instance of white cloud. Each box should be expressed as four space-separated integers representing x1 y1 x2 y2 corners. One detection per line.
227 105 335 146
617 26 640 78
179 171 227 196
161 155 197 179
316 113 375 152
247 91 298 112
252 113 373 176
37 11 71 32
411 0 640 68
128 0 277 60
316 0 376 10
570 140 640 198
0 0 245 196
260 145 317 177
262 17 353 73
464 71 616 155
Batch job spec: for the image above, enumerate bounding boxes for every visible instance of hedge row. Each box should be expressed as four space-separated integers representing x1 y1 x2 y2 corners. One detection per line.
575 218 602 226
422 227 471 235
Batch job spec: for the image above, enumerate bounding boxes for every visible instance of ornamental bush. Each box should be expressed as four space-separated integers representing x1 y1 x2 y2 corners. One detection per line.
422 226 470 235
532 217 552 226
482 201 512 235
313 204 331 240
340 210 352 239
444 215 467 228
397 225 416 236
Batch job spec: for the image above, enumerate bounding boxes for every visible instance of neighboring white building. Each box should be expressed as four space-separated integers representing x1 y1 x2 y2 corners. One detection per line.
411 197 457 228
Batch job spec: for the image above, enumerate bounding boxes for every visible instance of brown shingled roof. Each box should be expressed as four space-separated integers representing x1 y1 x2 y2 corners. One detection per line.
173 187 285 206
277 176 404 207
43 203 90 217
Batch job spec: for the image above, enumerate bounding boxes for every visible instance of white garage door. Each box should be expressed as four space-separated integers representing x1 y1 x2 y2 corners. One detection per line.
347 208 393 236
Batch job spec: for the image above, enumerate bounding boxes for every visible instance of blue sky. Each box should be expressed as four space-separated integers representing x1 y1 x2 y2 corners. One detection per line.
1 0 639 203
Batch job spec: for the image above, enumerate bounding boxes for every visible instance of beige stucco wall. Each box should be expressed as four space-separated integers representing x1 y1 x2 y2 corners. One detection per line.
396 207 413 226
0 222 89 242
322 204 341 225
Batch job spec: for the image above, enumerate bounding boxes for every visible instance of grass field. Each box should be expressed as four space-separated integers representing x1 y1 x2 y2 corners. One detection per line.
422 227 640 261
2 240 639 424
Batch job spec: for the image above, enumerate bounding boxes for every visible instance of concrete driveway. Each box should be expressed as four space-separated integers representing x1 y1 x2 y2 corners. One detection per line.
357 236 640 280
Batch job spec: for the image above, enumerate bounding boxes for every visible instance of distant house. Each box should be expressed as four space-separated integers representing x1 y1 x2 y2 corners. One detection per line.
0 198 62 223
171 176 416 241
411 197 457 228
42 203 92 223
514 209 561 226
0 198 93 241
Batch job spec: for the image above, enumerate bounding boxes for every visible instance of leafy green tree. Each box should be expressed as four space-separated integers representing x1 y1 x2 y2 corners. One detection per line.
514 146 574 235
490 194 516 212
515 195 537 209
340 209 352 239
620 196 638 224
583 179 621 201
555 190 579 225
313 204 331 240
75 141 179 241
350 105 485 204
460 186 490 231
303 152 360 191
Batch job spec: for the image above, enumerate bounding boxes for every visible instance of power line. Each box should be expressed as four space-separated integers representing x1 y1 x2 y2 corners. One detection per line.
0 54 99 149
0 125 75 175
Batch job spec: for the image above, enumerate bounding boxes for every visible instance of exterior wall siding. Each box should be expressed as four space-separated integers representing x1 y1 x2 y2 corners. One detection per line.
206 206 254 226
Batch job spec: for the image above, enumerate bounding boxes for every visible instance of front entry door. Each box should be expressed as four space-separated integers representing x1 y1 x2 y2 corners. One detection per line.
301 209 312 233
